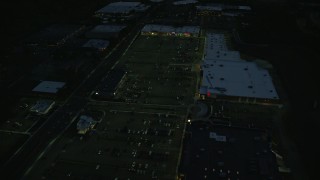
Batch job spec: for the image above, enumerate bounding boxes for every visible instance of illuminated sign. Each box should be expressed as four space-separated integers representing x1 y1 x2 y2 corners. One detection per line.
207 91 211 97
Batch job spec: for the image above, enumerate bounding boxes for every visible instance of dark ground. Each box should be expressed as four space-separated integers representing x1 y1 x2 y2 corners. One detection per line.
2 0 108 48
1 0 109 120
237 2 319 179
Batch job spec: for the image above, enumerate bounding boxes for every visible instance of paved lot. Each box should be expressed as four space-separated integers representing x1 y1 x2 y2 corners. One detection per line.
115 35 202 105
27 107 186 180
9 23 203 179
180 122 279 180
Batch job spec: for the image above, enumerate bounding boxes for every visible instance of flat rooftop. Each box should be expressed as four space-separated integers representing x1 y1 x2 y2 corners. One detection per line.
96 1 149 14
30 99 55 114
201 32 278 100
180 123 279 180
82 39 110 49
205 50 241 61
173 0 198 5
142 24 200 35
201 60 279 99
90 25 126 33
32 81 65 94
77 115 95 132
196 4 251 11
197 5 223 11
204 33 241 61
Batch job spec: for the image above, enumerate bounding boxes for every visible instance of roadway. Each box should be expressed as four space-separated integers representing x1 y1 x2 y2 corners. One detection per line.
0 19 145 179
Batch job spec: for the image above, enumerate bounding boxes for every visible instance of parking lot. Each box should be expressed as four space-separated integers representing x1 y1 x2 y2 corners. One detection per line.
27 106 186 179
22 31 205 180
207 101 281 129
179 122 279 180
115 35 202 105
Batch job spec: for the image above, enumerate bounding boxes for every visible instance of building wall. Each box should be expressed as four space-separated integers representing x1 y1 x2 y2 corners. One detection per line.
200 93 281 104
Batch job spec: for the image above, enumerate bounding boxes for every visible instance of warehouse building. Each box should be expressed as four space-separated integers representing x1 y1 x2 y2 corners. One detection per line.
173 0 198 5
204 33 241 61
199 32 279 103
76 115 96 134
32 81 66 94
30 99 55 115
86 25 126 39
95 1 149 21
82 39 110 51
200 60 279 103
196 4 251 16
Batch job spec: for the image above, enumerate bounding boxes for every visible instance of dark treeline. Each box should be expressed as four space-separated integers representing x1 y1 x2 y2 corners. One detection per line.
237 3 319 179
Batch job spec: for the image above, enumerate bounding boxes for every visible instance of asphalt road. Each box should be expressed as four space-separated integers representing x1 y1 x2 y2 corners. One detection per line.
0 21 144 179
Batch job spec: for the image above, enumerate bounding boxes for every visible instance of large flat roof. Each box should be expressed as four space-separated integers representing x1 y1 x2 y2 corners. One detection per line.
142 24 200 35
201 32 278 99
196 5 223 11
82 39 109 49
204 33 242 61
205 50 241 61
32 81 65 93
96 1 149 14
206 33 228 51
201 60 279 99
109 1 141 6
30 100 55 114
90 25 126 33
173 0 198 5
196 4 251 11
